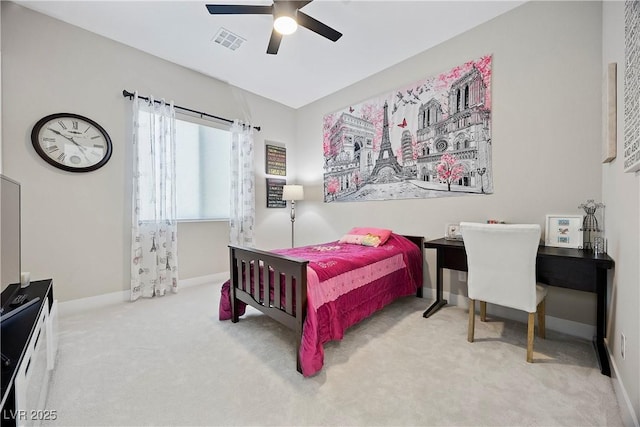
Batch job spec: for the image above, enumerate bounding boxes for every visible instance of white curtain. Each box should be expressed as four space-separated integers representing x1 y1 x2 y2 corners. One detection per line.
130 92 179 301
229 120 255 247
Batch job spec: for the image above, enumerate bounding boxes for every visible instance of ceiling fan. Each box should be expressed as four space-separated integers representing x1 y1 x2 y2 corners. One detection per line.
206 1 342 55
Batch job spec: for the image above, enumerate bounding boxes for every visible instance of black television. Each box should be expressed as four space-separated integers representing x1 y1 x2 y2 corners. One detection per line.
1 174 20 296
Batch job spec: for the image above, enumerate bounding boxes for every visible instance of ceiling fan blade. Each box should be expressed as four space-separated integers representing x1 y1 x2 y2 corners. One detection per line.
291 1 313 9
206 4 273 15
266 30 283 55
296 11 342 42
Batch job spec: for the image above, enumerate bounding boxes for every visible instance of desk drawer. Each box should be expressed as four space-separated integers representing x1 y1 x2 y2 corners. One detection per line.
537 257 596 293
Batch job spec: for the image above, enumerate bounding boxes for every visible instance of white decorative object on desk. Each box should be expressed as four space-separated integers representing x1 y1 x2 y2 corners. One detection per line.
445 223 462 241
593 237 606 255
20 272 30 288
578 200 605 252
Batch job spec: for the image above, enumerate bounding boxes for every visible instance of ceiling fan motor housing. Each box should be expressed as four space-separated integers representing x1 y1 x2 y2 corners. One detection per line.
273 1 298 35
273 1 298 20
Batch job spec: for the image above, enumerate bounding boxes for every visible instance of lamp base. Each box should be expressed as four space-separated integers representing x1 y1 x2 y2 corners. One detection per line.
290 201 296 248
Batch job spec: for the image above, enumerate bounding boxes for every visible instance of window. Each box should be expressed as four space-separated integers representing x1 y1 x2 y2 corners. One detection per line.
175 115 231 221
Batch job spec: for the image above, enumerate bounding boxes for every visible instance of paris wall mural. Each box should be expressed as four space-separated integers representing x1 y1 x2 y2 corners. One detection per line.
322 54 493 202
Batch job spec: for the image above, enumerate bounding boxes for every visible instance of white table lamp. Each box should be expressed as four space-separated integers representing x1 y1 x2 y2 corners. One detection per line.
282 185 304 247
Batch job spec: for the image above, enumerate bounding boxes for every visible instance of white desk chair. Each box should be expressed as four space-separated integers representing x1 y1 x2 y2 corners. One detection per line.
460 222 547 363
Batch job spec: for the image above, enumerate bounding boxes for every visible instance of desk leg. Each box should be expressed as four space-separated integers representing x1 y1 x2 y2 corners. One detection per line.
423 251 447 318
593 267 611 376
423 298 447 318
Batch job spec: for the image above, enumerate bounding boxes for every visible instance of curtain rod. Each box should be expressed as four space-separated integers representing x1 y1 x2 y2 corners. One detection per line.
122 90 260 131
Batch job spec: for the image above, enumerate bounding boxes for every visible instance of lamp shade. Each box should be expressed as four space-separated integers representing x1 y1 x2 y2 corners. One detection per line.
282 185 304 201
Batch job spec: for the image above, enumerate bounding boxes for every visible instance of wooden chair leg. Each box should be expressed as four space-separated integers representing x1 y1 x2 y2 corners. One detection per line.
468 299 475 342
537 300 546 339
527 312 535 363
480 301 487 322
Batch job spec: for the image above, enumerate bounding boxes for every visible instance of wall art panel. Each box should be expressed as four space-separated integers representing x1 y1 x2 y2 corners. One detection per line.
623 0 640 173
323 55 493 202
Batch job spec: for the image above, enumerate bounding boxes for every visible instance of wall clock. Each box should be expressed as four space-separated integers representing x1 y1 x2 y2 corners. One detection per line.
31 113 112 172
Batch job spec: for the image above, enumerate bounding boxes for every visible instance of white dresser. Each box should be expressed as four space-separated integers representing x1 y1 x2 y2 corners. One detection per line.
1 279 58 427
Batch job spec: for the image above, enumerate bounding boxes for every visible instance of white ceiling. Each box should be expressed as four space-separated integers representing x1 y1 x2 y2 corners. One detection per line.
15 0 525 109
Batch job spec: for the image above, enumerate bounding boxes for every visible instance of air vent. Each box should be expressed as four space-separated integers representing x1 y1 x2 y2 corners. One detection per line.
212 28 245 51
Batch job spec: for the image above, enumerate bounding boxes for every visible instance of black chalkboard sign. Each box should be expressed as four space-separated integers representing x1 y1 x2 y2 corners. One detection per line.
265 144 286 176
266 178 286 208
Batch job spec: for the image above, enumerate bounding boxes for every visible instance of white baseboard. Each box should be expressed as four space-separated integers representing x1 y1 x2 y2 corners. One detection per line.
608 345 640 427
58 272 229 318
178 272 229 289
421 288 595 340
58 288 129 318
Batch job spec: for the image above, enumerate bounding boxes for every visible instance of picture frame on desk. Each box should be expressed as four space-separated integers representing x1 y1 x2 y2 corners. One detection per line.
445 223 463 241
545 215 583 249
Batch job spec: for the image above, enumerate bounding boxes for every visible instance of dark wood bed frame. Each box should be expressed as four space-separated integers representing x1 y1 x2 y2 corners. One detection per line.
228 235 425 374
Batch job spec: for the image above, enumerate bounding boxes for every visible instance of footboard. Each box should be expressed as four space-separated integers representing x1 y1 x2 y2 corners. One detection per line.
228 245 309 372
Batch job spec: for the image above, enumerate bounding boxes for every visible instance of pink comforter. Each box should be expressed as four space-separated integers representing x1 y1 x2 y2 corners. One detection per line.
219 233 422 376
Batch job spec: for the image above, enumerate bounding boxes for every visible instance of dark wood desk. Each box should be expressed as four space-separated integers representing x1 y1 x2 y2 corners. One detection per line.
423 238 615 376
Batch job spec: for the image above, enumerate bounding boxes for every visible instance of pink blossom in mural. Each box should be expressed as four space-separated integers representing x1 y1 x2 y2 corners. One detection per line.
326 177 340 200
436 153 465 191
412 135 419 160
323 113 336 156
432 55 492 112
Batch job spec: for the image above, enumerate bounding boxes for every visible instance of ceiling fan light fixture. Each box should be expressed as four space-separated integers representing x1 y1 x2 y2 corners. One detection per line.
274 15 297 35
206 1 342 55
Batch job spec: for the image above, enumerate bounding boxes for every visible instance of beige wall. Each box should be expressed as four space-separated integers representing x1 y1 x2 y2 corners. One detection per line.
0 2 3 172
295 1 602 326
1 0 605 322
602 1 640 423
0 2 295 301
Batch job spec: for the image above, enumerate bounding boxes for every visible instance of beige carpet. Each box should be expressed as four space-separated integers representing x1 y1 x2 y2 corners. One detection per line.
43 281 623 426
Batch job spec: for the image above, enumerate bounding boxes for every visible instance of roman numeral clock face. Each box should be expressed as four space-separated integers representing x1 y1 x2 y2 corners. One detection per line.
31 113 112 172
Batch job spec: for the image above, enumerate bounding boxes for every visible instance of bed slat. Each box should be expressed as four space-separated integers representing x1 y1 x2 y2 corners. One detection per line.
284 275 292 315
271 267 282 307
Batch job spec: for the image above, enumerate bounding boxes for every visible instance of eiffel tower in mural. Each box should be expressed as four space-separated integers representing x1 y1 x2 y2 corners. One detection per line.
370 101 402 181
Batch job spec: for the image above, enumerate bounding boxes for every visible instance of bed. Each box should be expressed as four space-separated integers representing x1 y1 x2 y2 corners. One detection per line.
219 230 424 377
